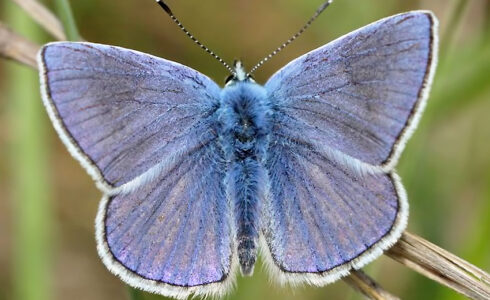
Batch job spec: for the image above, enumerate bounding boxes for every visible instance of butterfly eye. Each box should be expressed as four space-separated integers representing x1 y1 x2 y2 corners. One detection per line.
247 75 256 82
225 75 236 84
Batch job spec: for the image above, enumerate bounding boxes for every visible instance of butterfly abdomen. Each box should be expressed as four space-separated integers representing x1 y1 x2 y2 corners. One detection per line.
218 81 272 275
227 159 265 275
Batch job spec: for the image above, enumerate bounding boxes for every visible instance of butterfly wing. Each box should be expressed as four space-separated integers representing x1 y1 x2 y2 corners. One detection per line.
39 42 235 297
97 141 234 298
265 11 438 171
262 11 437 284
262 141 406 284
39 42 221 192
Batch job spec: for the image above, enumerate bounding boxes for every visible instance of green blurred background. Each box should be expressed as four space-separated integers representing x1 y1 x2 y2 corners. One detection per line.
0 0 489 299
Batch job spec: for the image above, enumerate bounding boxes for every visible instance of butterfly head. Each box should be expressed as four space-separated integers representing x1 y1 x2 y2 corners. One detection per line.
225 60 255 86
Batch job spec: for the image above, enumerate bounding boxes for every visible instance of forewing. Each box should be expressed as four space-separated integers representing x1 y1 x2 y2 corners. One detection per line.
39 42 221 190
265 12 438 170
262 138 407 284
97 140 235 298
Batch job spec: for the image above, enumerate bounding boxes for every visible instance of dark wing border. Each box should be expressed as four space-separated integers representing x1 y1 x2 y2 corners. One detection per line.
95 195 239 299
260 172 408 286
381 11 438 171
38 43 113 192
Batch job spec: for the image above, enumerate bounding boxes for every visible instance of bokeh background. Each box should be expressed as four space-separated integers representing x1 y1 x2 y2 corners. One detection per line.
0 0 489 299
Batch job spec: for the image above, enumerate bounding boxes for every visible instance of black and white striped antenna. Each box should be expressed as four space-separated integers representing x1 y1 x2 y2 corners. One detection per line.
156 0 236 76
247 0 333 77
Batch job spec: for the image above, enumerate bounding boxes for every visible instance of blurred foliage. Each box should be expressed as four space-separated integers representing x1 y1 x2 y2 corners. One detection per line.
0 0 489 300
2 2 53 300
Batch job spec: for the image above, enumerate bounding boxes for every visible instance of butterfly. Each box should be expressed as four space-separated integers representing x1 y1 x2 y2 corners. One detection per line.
37 1 438 298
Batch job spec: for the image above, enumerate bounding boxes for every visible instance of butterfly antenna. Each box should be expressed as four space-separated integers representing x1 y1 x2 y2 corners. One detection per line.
156 0 236 76
247 0 333 77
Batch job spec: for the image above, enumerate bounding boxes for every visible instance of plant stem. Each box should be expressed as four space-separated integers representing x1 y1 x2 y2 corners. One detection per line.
4 2 53 300
344 270 400 300
386 232 490 300
11 0 66 40
54 0 79 41
0 21 40 68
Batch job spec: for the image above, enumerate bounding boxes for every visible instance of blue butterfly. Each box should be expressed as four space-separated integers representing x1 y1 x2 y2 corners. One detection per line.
38 0 438 298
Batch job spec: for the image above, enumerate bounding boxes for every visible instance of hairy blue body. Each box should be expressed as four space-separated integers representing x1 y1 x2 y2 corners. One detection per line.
217 81 272 275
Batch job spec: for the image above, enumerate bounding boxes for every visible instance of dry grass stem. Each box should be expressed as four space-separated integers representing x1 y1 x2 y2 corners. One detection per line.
0 22 40 68
344 269 400 300
387 232 490 300
11 0 66 40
